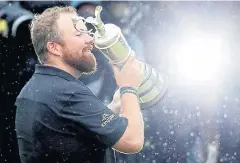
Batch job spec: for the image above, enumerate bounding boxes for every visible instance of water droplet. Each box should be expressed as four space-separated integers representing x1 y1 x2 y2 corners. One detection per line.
190 132 194 136
224 114 227 118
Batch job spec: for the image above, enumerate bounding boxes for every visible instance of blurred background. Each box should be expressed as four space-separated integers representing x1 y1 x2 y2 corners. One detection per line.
1 1 240 163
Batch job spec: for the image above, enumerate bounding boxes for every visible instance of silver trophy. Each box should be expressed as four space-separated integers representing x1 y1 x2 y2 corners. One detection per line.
85 6 167 109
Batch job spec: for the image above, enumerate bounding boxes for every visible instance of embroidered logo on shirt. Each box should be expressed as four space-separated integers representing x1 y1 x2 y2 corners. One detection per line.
101 113 115 127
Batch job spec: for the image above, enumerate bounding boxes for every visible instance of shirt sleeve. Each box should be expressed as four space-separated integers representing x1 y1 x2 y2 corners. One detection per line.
62 91 128 147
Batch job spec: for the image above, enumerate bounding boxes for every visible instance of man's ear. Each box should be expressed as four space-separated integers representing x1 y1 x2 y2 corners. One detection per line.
46 41 63 57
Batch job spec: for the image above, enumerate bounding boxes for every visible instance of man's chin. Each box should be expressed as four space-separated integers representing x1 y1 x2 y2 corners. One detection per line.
82 62 97 75
83 56 97 75
83 67 97 75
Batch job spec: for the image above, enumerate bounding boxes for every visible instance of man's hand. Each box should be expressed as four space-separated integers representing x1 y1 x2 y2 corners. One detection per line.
112 51 144 89
107 89 122 114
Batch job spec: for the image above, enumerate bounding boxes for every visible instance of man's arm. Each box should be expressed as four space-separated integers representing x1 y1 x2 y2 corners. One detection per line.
107 88 144 153
63 88 144 154
109 52 145 153
62 90 132 151
111 91 144 154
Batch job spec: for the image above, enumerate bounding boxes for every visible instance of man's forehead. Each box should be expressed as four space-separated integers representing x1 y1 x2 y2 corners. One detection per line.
57 13 76 24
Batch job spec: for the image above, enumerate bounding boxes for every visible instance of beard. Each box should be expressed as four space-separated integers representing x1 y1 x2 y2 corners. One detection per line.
62 46 97 75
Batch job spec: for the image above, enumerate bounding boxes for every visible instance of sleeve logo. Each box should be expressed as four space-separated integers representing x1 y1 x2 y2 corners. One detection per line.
101 113 115 127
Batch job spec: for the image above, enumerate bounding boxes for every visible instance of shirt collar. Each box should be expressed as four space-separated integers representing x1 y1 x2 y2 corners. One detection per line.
34 64 77 81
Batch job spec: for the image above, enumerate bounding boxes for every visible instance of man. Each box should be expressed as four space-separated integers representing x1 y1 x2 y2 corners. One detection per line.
15 6 144 163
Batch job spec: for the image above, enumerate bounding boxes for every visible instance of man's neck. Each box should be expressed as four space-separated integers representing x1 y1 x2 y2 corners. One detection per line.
43 62 82 79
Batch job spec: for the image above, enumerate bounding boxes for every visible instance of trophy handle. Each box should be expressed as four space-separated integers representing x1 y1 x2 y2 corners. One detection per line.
95 6 103 25
85 5 106 35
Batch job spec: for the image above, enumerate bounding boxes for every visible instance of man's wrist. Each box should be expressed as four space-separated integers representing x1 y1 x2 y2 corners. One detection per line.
120 86 138 98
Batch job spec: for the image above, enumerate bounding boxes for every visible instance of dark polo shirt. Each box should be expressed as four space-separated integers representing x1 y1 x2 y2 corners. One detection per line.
15 64 128 163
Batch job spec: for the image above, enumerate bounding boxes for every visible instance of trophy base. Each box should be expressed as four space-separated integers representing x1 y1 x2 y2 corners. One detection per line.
138 65 169 110
140 77 168 110
139 75 168 110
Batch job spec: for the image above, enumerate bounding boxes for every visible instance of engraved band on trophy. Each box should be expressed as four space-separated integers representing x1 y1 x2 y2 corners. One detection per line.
85 6 168 109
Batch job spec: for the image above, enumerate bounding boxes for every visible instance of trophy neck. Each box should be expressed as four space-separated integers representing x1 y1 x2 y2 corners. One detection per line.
96 23 106 36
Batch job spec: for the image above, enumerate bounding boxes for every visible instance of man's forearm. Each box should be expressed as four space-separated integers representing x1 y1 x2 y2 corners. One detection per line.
121 93 144 146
